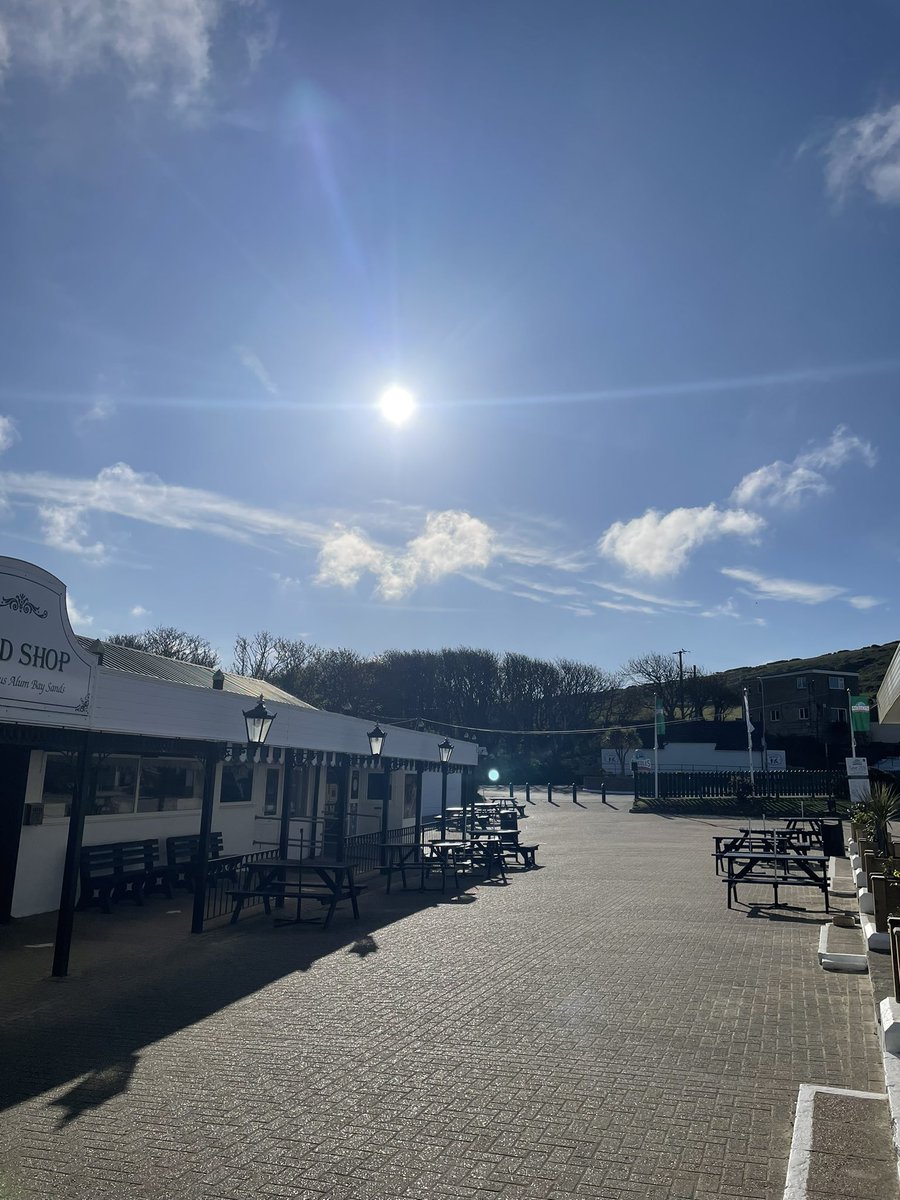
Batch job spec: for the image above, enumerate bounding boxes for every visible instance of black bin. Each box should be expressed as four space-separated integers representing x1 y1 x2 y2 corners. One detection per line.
821 819 845 858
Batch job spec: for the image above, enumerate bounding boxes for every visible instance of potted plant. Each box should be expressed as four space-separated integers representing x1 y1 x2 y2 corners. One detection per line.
857 784 900 887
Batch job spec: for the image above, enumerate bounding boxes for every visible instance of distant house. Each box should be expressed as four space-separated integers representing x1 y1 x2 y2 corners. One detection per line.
600 720 773 774
750 668 860 744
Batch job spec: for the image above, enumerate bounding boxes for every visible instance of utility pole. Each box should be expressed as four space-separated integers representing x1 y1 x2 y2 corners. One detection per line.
673 649 689 720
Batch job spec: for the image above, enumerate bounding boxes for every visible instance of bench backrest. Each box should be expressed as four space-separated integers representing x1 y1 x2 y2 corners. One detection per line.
165 832 224 865
80 839 158 877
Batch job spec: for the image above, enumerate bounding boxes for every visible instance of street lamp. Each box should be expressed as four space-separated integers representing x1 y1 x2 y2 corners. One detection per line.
243 695 276 750
438 738 453 838
367 723 386 758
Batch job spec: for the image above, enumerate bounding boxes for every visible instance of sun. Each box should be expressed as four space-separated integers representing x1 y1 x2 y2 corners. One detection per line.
378 384 416 425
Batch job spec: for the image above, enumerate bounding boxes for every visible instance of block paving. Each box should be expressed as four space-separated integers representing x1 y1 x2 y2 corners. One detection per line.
0 794 886 1199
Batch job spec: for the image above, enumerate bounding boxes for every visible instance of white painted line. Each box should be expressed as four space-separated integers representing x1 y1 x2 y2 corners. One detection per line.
24 942 53 949
783 1084 886 1200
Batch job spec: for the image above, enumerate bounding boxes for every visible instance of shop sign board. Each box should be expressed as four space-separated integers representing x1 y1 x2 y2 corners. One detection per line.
0 558 95 720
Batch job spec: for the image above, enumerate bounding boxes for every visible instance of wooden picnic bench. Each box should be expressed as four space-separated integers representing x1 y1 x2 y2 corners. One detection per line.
228 858 366 929
164 832 241 891
720 851 829 911
78 839 167 912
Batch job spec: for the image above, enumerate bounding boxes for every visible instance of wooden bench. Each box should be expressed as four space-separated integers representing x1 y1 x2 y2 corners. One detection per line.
227 882 367 925
722 853 829 911
78 840 162 913
165 832 229 891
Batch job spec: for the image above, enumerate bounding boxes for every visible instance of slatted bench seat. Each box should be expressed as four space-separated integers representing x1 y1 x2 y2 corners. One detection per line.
165 832 230 891
78 840 161 913
724 872 829 911
227 882 368 924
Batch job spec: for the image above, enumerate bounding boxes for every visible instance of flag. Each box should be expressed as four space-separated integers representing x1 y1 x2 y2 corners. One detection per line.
850 696 871 733
743 689 755 734
655 702 666 736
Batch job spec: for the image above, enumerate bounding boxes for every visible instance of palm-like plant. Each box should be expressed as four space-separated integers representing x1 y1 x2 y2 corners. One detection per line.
859 783 900 856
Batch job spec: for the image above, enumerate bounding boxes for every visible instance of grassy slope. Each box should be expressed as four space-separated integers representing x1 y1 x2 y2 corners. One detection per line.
720 641 898 699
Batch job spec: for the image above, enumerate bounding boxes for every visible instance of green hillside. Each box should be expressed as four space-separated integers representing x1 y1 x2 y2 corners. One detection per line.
721 642 898 699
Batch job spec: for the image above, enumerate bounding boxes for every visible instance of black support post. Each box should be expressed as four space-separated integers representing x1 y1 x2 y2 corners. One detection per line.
440 764 448 838
52 734 94 979
379 761 391 866
278 750 295 860
191 745 219 935
414 765 424 848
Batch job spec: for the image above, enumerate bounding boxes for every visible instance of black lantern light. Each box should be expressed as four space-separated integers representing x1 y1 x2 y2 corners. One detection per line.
243 695 276 747
438 737 454 765
367 723 386 758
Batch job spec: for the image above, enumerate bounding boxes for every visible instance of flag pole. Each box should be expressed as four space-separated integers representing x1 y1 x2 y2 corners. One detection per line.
743 687 755 791
653 692 659 800
848 689 857 759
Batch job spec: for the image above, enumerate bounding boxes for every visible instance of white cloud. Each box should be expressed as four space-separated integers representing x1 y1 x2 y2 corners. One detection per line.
721 567 844 605
0 415 18 453
130 605 151 618
316 511 496 600
699 598 740 620
731 426 875 509
848 595 882 610
38 505 106 561
592 582 700 608
0 0 274 114
66 594 93 630
596 599 658 615
598 505 764 577
236 345 278 396
507 578 583 598
80 396 116 424
822 102 900 205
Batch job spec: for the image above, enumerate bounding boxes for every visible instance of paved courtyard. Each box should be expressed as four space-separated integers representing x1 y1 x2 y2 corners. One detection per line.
0 795 885 1200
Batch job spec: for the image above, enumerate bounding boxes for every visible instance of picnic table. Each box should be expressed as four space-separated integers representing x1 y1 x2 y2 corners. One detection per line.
376 842 424 893
720 850 829 911
713 829 818 874
229 857 363 928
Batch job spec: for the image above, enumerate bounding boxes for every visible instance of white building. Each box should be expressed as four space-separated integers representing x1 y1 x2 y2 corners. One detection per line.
0 557 475 922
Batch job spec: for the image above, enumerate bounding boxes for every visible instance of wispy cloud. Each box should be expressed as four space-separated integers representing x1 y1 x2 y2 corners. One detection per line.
591 582 700 608
0 0 274 114
699 598 740 620
130 605 151 619
821 101 900 206
66 594 93 630
722 567 882 610
316 511 495 600
235 345 278 396
0 415 18 454
595 599 658 615
507 578 583 598
39 505 106 562
599 505 764 577
732 426 876 509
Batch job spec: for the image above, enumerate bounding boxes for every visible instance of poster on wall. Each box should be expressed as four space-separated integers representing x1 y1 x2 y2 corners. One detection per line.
403 774 417 819
350 770 359 799
0 557 95 720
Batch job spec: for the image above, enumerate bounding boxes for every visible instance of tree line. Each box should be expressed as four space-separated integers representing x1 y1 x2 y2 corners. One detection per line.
108 626 746 778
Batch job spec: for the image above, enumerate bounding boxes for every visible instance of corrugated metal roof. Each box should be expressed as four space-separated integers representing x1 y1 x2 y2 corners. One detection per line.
77 638 316 709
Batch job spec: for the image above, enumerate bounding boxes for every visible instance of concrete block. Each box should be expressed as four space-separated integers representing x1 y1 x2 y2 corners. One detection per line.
862 911 889 951
882 998 900 1054
859 887 875 914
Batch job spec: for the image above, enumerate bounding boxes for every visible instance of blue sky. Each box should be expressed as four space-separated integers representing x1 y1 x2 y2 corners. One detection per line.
1 0 899 675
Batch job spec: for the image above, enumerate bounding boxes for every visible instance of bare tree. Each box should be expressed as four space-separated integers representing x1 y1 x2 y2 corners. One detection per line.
601 726 643 773
624 652 681 720
108 626 219 668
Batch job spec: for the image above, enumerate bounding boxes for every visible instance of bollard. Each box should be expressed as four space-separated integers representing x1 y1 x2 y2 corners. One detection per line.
547 782 552 803
509 781 514 799
601 783 607 804
525 782 531 803
572 781 578 804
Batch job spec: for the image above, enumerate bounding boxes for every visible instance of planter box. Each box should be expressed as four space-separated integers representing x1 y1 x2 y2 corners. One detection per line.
871 874 900 933
863 852 900 890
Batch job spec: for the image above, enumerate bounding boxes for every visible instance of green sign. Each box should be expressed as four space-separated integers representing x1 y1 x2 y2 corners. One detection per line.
850 696 870 732
655 703 666 736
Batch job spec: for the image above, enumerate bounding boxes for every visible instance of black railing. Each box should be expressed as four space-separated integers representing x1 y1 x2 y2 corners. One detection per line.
343 821 442 874
636 768 842 801
202 847 282 924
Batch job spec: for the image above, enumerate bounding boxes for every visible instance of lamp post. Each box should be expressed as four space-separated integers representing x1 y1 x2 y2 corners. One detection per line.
368 724 389 863
367 723 385 759
192 695 276 934
438 737 453 838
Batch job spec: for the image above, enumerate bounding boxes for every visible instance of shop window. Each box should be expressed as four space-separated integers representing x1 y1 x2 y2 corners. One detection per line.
221 763 253 804
798 707 810 720
264 768 280 815
93 756 139 815
42 752 77 818
828 676 845 690
289 767 308 817
137 758 202 813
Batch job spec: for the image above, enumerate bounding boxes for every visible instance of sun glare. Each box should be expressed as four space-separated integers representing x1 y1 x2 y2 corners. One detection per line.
378 384 416 425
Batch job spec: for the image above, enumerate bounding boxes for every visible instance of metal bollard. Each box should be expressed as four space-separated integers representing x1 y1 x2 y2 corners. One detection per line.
509 781 514 798
572 782 578 804
547 782 552 803
525 782 531 804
